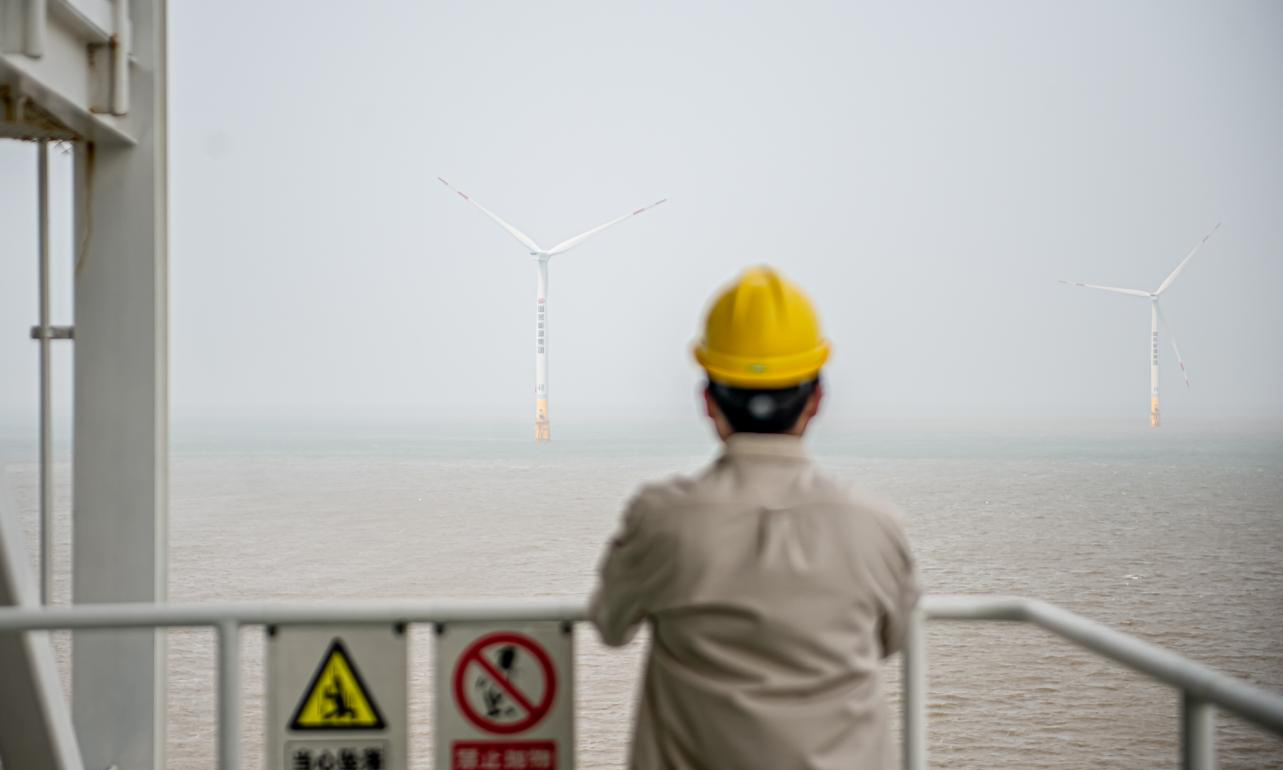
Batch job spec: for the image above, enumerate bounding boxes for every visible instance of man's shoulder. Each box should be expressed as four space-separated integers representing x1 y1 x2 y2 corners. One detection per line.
627 473 704 518
797 468 908 530
626 461 908 535
841 484 911 539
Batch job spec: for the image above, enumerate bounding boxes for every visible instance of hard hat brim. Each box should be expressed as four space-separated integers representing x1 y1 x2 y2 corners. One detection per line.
694 341 830 389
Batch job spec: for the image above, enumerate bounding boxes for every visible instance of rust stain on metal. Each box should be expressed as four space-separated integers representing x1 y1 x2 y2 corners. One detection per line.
75 142 96 278
0 87 79 141
88 42 106 114
86 38 125 116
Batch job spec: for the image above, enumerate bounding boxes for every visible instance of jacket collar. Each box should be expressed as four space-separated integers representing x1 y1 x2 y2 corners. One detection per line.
722 432 811 461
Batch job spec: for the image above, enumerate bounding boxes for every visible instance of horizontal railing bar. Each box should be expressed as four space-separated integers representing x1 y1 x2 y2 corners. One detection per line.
1017 598 1283 737
922 595 1283 738
0 594 1279 738
922 594 1028 621
0 597 588 630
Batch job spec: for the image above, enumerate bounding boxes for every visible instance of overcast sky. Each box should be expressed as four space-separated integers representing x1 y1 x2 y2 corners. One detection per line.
2 1 1282 427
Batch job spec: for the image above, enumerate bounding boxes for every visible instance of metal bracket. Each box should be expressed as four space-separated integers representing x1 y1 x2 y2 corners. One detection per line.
87 0 130 116
30 325 74 340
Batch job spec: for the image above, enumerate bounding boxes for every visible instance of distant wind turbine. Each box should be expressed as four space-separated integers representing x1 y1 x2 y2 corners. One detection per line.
1060 223 1221 427
439 178 666 441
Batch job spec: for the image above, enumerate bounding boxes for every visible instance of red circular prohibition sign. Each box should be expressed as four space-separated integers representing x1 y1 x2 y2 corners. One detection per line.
453 632 557 734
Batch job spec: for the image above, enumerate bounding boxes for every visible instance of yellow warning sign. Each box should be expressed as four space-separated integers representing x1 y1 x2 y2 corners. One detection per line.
289 639 386 730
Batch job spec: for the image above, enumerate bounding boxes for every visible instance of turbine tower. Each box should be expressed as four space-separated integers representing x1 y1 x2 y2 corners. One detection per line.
1060 223 1220 427
439 178 666 441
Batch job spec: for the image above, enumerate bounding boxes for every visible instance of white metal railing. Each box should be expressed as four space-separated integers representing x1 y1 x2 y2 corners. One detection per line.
906 596 1283 770
0 595 1280 770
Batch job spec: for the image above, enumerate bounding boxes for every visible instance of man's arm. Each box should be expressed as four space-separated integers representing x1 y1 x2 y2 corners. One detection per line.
876 513 921 657
589 495 664 647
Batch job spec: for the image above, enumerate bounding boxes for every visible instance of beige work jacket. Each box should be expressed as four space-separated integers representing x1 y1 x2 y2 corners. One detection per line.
590 433 920 770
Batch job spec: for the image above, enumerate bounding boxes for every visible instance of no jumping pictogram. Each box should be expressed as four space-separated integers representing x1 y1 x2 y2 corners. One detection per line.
452 632 556 735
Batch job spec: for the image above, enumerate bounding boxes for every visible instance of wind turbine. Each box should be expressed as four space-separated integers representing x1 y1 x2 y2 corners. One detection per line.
439 178 666 441
1059 222 1220 427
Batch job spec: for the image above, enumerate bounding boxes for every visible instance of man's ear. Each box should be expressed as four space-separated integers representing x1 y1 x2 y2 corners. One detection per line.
791 380 824 435
703 383 734 440
703 386 718 420
807 380 824 419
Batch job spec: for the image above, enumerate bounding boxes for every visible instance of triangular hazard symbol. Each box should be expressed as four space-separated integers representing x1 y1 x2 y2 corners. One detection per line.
289 639 386 730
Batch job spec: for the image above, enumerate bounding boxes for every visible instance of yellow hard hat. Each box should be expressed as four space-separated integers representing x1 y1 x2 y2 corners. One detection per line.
694 266 830 388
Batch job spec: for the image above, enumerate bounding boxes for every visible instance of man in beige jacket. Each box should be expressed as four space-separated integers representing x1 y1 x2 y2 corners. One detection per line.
589 266 920 770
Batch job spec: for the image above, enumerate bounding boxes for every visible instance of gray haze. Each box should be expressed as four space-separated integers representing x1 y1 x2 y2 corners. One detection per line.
3 1 1283 427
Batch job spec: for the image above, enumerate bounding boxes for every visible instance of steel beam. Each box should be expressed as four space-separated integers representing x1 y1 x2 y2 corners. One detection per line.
70 0 167 768
0 478 85 770
1 0 132 143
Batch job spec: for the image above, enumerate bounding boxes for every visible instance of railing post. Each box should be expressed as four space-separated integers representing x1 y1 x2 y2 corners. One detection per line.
902 604 927 770
218 621 240 770
1182 691 1216 770
36 138 54 606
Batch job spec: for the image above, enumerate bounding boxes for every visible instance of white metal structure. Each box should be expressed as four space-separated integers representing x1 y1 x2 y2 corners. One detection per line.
0 593 1280 770
439 178 665 441
1060 223 1220 426
3 1 170 767
0 479 84 770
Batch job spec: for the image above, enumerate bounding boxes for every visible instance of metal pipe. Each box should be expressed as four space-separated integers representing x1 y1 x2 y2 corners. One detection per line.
1017 598 1283 737
901 605 927 770
25 0 47 57
0 595 1280 740
1182 693 1216 770
217 621 240 770
111 0 130 115
37 139 54 606
0 597 590 631
922 594 1027 621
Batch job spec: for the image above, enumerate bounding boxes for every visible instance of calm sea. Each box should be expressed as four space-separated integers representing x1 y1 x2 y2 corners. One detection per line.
3 418 1281 769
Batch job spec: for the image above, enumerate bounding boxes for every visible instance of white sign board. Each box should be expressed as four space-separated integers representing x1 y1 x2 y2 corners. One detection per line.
267 625 408 770
434 622 574 770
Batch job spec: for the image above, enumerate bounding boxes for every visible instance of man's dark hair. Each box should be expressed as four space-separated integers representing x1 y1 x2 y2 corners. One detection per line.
708 377 820 434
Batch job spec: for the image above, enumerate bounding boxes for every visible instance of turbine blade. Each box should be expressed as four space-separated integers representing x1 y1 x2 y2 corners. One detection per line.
1057 280 1151 298
438 177 543 253
1156 222 1221 295
1155 302 1191 388
545 198 667 256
